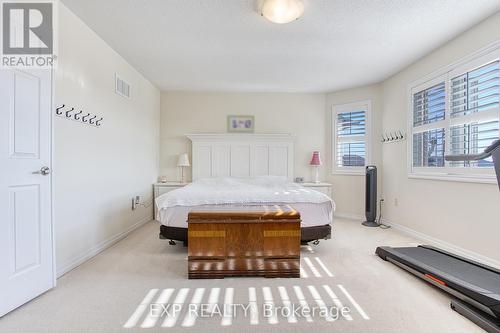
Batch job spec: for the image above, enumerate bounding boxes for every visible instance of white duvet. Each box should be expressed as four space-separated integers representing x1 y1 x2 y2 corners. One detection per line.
156 176 335 211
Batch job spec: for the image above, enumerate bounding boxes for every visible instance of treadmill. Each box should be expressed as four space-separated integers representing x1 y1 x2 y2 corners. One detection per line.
376 138 500 333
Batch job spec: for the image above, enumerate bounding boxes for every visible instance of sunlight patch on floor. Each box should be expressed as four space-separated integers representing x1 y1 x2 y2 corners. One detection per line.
123 258 368 328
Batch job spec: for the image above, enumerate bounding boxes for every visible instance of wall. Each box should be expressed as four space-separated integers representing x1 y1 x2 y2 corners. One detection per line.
160 92 326 182
55 4 160 276
381 11 500 263
325 84 383 217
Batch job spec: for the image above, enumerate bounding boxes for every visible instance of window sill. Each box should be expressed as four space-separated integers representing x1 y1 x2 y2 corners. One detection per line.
408 173 497 184
332 169 365 176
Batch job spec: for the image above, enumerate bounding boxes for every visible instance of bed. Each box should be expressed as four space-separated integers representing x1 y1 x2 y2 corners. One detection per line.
156 133 335 244
156 176 334 244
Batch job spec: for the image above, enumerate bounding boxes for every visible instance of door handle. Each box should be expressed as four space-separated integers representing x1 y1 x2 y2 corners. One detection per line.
38 166 51 176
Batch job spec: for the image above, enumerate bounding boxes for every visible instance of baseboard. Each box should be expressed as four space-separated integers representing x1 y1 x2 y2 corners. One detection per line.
381 217 500 270
56 215 153 278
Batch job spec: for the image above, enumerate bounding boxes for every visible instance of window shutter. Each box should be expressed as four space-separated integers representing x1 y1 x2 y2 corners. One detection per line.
413 82 446 127
410 51 500 179
336 111 366 167
449 60 500 168
412 129 446 167
450 60 499 118
412 82 446 167
450 121 499 167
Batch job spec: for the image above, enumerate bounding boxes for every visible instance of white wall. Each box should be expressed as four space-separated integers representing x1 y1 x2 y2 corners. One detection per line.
381 11 500 263
325 84 383 217
55 4 160 276
160 92 326 182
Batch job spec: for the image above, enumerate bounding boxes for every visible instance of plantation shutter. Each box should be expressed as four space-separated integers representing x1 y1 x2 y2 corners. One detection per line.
449 61 500 167
336 111 366 167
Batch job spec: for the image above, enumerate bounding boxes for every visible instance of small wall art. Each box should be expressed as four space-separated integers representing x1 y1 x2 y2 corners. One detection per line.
227 115 254 133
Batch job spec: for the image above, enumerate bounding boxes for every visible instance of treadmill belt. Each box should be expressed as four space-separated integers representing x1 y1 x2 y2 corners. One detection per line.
393 247 500 294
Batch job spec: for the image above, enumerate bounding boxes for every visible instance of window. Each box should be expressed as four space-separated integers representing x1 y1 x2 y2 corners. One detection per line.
409 48 500 182
412 82 446 168
332 101 371 175
449 61 500 169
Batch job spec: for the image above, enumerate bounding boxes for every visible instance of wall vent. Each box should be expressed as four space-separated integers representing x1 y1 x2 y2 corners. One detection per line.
115 74 131 99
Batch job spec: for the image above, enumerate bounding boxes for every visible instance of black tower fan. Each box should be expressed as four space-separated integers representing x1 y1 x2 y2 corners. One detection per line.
362 165 378 227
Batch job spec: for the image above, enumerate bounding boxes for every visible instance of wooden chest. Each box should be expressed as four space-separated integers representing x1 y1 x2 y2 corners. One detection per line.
187 205 301 279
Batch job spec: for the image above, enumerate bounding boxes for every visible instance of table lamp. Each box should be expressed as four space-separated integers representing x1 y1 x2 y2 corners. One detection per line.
177 153 190 183
310 151 322 183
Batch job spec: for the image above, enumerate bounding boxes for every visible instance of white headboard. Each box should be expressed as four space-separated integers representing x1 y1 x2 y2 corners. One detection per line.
187 134 294 181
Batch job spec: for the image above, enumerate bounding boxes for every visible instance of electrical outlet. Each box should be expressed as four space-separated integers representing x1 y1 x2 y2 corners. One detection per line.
131 196 141 210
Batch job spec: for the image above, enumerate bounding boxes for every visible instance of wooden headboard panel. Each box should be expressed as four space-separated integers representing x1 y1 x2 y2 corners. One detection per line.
187 134 294 181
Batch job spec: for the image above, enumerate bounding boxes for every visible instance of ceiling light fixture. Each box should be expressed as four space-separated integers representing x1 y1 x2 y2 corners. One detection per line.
261 0 304 24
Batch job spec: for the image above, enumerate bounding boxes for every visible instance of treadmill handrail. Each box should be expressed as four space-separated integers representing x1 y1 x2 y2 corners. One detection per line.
445 139 500 162
445 152 492 162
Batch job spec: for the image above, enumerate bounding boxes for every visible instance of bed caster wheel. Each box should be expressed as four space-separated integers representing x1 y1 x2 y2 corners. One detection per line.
168 240 176 245
312 240 320 245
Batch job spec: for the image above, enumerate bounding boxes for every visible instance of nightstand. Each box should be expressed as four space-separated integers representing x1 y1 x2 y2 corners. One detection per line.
153 182 189 217
300 182 333 198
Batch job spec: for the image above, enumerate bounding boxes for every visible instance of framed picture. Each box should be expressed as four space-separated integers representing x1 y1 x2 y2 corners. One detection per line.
227 115 255 133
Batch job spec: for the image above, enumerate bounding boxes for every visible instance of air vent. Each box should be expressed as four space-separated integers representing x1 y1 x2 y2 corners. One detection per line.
115 74 131 99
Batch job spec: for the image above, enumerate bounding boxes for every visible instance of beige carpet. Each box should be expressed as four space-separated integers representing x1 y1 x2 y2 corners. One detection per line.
0 218 483 333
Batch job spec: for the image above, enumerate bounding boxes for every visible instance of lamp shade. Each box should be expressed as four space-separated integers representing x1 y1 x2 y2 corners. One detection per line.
309 151 322 166
177 153 190 167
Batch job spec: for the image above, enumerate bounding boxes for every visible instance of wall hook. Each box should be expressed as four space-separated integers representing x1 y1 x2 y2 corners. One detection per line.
74 110 83 120
56 104 65 115
89 115 97 124
95 118 103 126
65 107 75 117
82 113 91 122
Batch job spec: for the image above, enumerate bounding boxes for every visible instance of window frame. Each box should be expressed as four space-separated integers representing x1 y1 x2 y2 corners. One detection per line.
407 45 500 184
332 100 372 175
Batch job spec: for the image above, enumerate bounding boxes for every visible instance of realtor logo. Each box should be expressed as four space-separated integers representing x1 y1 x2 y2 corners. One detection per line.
1 0 57 68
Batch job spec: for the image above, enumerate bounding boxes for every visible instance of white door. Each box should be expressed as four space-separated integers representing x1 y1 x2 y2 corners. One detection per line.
0 68 54 317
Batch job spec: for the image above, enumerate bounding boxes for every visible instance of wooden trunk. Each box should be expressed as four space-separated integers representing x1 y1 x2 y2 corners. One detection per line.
187 205 301 279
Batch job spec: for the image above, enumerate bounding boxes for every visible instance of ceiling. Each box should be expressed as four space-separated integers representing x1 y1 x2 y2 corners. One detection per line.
61 0 500 93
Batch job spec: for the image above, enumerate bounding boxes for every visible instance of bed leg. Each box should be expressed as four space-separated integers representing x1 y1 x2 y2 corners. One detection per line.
312 240 320 245
168 240 176 245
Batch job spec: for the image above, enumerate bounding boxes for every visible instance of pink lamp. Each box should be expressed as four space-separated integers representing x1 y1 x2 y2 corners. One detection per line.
310 151 322 183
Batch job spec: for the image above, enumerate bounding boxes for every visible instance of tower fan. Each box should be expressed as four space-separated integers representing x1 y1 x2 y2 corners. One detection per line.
362 165 378 227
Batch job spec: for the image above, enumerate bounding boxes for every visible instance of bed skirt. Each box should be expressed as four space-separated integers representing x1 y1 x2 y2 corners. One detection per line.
159 224 331 245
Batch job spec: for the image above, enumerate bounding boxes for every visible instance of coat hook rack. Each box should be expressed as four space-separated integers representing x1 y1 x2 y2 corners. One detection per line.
382 130 406 143
55 104 103 128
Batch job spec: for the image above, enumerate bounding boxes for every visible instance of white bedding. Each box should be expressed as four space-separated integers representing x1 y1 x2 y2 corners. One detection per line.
158 202 333 228
155 176 335 228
